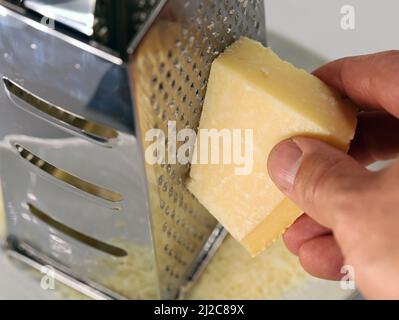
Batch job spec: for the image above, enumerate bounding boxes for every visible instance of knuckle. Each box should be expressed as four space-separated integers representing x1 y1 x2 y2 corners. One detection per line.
381 50 399 59
330 173 379 232
295 155 346 205
294 154 367 225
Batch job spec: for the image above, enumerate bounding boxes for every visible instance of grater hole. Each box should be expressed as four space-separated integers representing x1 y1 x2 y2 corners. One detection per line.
160 200 165 209
162 182 168 193
159 62 166 73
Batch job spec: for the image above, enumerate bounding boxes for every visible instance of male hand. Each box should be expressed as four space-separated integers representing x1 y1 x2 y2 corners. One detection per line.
268 51 399 299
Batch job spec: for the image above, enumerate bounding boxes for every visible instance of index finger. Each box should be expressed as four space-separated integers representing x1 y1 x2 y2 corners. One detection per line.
314 51 399 118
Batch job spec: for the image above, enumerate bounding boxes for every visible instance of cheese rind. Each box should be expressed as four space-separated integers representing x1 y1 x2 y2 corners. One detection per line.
188 37 357 256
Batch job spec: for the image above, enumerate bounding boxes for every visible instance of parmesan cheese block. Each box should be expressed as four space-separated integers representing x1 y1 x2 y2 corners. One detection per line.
188 37 358 256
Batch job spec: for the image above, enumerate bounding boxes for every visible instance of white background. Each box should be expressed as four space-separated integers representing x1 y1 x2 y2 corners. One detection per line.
266 0 399 70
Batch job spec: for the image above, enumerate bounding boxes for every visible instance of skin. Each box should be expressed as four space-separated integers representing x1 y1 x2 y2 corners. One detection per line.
267 51 399 299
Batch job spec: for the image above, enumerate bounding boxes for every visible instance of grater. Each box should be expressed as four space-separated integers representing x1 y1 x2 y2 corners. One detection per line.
0 0 266 299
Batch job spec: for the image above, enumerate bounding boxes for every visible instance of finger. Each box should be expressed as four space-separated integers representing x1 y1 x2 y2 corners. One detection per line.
314 51 399 118
349 111 399 165
268 137 375 229
298 235 344 281
283 214 331 255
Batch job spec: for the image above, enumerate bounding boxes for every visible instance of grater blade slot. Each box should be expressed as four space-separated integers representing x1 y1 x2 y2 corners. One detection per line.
27 203 128 257
3 77 118 145
15 143 124 203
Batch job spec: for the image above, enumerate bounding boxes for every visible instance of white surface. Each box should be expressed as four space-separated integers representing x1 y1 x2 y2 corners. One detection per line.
0 252 57 300
266 0 399 63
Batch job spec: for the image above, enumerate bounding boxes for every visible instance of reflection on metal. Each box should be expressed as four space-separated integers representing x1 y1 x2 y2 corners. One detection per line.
3 77 118 144
0 3 123 64
28 203 128 257
15 144 123 203
24 0 96 36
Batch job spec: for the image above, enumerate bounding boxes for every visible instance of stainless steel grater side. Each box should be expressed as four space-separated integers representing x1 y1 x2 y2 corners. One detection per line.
0 0 266 299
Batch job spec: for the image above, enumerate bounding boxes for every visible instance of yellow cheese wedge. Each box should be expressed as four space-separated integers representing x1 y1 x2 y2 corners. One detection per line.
187 37 358 256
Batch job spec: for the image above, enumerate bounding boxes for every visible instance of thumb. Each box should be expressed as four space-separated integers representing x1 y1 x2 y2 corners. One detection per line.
267 137 373 229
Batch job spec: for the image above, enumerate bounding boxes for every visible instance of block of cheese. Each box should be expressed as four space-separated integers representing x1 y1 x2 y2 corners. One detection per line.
187 37 358 256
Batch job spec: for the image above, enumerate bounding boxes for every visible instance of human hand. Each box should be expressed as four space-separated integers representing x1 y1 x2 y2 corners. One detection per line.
267 51 399 299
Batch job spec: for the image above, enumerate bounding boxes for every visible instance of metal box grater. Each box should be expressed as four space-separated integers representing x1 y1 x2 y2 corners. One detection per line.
0 0 266 299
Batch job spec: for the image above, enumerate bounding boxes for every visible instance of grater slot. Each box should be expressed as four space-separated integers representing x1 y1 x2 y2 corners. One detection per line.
27 203 128 258
3 77 119 146
15 143 124 203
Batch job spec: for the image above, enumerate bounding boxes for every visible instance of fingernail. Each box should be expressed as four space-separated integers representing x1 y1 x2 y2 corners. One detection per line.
268 139 303 193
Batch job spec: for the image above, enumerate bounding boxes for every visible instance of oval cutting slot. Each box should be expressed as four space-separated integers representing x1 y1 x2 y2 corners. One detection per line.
3 77 118 144
28 203 128 257
15 144 124 203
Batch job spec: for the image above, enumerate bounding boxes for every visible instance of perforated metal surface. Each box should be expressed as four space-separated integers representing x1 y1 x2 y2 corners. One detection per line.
130 0 266 299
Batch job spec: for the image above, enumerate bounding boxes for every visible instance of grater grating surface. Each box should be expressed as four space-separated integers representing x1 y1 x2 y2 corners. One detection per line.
129 0 266 299
0 0 266 299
